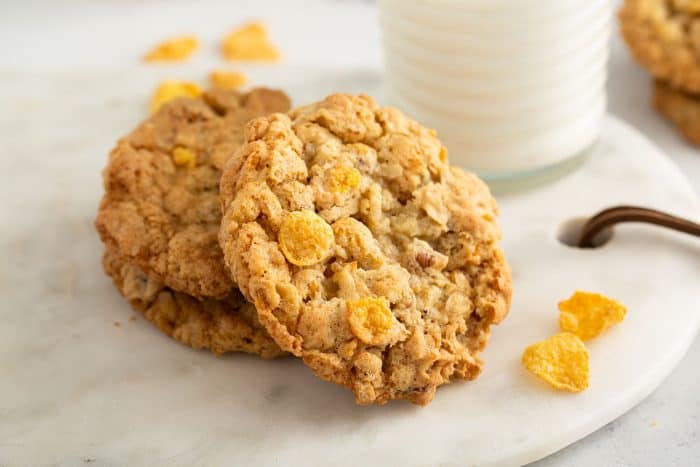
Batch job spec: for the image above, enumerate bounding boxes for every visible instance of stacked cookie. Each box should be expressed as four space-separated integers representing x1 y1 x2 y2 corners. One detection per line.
620 0 700 145
96 88 290 358
96 90 512 405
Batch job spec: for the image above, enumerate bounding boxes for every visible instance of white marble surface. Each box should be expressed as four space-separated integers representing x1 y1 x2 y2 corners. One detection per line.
1 1 699 466
533 21 700 467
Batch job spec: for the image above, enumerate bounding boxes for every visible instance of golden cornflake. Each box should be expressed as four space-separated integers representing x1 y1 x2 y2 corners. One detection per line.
279 210 334 266
221 21 280 61
150 80 202 114
327 165 361 193
522 332 589 392
209 70 248 89
347 297 393 345
145 36 198 62
172 147 197 169
559 291 626 341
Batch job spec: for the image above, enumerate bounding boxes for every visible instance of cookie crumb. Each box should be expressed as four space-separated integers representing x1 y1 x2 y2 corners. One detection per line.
129 315 138 322
145 36 198 62
209 70 247 89
221 22 280 61
113 321 121 328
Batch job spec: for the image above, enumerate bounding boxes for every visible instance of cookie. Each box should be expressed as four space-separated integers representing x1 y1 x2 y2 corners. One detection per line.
102 247 285 358
620 0 700 93
219 94 512 405
95 87 290 299
654 79 700 145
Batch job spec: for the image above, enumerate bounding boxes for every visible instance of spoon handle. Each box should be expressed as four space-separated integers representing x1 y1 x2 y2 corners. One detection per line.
578 205 700 248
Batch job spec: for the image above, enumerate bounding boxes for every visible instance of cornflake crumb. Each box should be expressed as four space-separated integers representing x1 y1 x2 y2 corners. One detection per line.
221 22 280 61
559 291 626 341
145 36 198 62
209 70 248 89
150 80 202 114
522 332 589 392
172 146 197 169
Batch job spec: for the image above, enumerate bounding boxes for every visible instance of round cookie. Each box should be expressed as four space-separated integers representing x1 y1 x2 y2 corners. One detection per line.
219 94 512 405
96 87 290 299
653 79 700 145
102 247 285 358
620 0 700 93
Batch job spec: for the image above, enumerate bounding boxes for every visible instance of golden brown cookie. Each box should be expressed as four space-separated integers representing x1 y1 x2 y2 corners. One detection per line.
95 88 290 299
102 247 285 358
654 79 700 145
219 94 512 405
620 0 700 93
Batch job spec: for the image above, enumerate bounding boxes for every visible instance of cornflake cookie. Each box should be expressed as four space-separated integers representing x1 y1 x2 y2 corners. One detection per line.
102 248 284 358
654 79 700 145
96 87 290 299
620 0 700 93
219 94 512 405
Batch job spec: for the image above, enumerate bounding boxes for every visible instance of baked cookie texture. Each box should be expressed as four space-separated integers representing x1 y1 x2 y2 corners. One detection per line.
102 248 285 358
219 94 512 405
96 87 290 299
620 0 700 93
654 79 700 145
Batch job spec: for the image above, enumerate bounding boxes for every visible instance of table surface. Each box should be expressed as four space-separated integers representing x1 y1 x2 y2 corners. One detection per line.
2 1 699 465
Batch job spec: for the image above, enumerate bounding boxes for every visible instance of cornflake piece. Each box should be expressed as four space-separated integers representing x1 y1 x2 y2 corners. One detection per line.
522 332 589 392
209 70 248 89
150 80 202 114
559 291 626 341
347 297 393 345
278 210 334 266
145 36 198 62
221 21 280 61
172 147 197 169
327 165 361 193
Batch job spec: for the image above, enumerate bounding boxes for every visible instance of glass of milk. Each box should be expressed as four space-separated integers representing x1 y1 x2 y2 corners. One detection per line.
378 0 612 190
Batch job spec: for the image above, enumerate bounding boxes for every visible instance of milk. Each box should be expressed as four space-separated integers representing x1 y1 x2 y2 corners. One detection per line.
379 0 611 184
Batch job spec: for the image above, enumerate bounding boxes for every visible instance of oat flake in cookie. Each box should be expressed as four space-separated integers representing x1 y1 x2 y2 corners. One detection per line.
102 248 285 358
95 87 290 299
219 94 512 405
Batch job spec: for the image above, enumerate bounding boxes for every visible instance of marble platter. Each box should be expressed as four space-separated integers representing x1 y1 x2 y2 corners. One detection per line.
2 1 700 466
